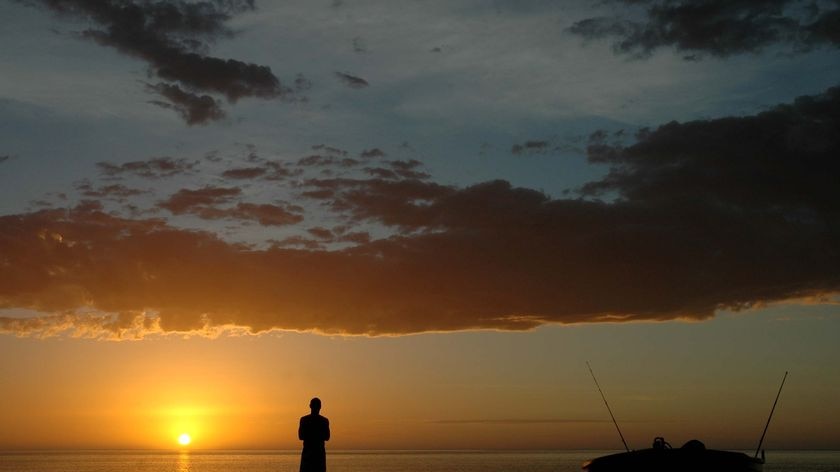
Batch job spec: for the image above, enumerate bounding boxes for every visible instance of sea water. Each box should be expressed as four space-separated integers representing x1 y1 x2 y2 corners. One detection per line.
1 450 838 472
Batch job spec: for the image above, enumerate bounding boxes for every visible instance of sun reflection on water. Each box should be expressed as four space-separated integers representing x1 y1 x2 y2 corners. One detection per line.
177 451 191 472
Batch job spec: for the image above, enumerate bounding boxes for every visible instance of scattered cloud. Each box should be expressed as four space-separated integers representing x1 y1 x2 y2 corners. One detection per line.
222 167 268 179
312 144 349 156
263 161 303 180
76 182 149 199
158 186 242 215
568 0 840 59
225 202 303 226
296 154 359 168
97 156 198 178
156 186 301 225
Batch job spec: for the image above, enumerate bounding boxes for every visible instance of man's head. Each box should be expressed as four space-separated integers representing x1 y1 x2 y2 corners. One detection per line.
310 397 321 413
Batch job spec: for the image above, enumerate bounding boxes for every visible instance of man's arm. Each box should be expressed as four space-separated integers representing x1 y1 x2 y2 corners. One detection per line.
323 418 330 441
298 417 305 441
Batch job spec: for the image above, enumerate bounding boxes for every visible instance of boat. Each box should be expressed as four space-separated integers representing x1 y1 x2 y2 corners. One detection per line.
580 365 787 472
582 437 764 472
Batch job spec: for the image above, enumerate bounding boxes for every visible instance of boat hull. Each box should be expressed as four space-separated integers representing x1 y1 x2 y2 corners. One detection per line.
582 448 763 472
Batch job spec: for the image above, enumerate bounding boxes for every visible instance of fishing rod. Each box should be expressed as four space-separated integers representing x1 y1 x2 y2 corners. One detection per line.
754 371 788 458
586 361 630 452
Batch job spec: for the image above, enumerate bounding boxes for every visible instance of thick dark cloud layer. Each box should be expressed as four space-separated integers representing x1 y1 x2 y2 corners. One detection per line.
582 86 840 214
569 0 840 58
1 87 839 338
29 0 284 123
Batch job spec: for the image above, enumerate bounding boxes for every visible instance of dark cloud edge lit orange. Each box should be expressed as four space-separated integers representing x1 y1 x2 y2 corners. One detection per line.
1 86 839 339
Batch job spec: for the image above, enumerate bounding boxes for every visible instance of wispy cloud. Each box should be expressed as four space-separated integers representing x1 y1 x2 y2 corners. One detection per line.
335 71 370 89
429 418 609 425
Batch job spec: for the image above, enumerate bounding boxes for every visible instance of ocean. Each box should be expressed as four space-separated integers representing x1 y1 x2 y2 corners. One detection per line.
1 450 838 472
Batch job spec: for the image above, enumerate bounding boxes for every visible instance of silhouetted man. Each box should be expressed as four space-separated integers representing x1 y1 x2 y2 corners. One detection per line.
299 397 330 472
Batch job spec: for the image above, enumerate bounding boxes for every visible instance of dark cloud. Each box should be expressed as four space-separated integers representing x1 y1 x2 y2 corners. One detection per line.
0 155 9 164
222 166 268 179
2 88 839 338
226 202 303 226
97 156 198 178
147 82 225 125
158 186 241 215
387 159 430 179
157 186 301 225
301 177 453 227
388 159 422 171
360 148 386 159
568 0 840 58
296 154 358 168
364 167 399 179
311 144 349 156
263 161 303 180
334 71 369 89
362 163 429 180
580 85 840 215
28 0 284 122
511 140 549 155
307 227 334 240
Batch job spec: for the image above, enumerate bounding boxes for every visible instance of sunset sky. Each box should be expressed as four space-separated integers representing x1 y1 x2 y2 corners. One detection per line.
1 0 840 451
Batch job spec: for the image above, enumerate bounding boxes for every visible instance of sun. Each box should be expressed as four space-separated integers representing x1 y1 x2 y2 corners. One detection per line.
178 433 191 446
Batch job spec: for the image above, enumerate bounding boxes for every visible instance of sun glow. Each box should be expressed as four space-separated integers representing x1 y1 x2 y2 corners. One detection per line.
178 433 191 446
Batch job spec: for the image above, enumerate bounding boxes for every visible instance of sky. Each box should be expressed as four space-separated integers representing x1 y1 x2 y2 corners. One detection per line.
1 0 839 451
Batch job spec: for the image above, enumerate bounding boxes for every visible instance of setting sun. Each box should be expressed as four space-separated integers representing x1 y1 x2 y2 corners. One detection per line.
177 433 191 446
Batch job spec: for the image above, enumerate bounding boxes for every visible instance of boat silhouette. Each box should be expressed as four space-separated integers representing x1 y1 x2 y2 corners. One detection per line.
581 365 787 472
582 437 764 472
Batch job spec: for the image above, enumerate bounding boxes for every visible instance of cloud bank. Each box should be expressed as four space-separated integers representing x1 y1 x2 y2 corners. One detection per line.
1 87 839 338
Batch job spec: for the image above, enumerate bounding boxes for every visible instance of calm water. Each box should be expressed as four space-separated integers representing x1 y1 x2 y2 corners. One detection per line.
1 450 838 472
